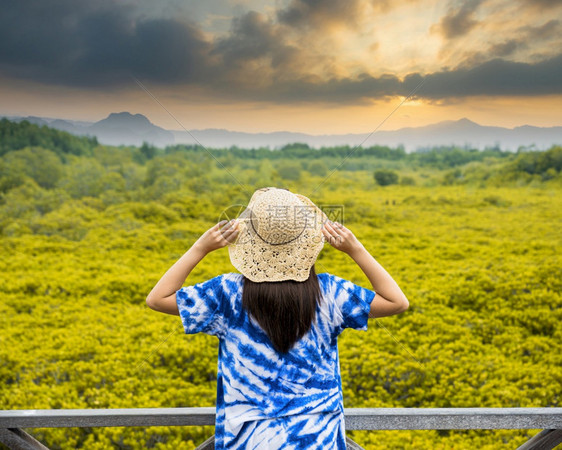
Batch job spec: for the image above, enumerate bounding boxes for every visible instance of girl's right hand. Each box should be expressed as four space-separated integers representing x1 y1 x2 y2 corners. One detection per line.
194 219 239 254
321 221 363 255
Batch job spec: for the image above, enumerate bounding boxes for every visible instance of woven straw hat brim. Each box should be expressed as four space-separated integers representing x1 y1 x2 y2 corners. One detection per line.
228 188 328 282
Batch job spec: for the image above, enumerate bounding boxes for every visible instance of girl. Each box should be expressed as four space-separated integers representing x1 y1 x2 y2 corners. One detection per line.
146 187 409 449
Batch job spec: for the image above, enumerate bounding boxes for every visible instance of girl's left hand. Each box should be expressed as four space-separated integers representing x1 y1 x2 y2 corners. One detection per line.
194 219 240 254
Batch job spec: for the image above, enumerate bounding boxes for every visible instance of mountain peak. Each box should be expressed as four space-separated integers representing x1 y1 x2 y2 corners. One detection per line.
88 111 174 147
456 117 478 125
102 111 151 126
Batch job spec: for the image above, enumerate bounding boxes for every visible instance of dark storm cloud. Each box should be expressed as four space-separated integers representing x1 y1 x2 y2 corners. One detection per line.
518 0 562 9
486 19 561 58
213 11 298 68
0 0 210 87
1 0 561 103
215 52 562 103
523 19 561 39
0 0 97 66
488 40 521 57
277 0 369 29
420 53 562 98
250 72 407 103
459 19 560 66
434 0 483 39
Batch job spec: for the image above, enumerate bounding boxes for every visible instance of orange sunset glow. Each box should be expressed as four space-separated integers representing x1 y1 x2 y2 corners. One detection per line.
0 0 560 133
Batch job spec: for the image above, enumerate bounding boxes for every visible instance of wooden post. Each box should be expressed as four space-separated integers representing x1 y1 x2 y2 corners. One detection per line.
195 435 215 450
0 428 50 450
345 437 365 449
517 429 562 450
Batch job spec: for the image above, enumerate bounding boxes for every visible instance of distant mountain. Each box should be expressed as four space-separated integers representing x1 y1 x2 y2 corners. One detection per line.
172 118 562 151
87 112 174 147
18 115 49 127
49 119 81 134
2 113 560 151
3 112 174 148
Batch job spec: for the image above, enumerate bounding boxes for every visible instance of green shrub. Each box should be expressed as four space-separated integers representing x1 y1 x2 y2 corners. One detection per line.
400 176 416 186
374 169 399 186
308 160 328 176
277 162 302 180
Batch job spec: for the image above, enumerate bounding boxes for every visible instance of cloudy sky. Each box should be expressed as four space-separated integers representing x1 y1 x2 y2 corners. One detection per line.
1 0 561 134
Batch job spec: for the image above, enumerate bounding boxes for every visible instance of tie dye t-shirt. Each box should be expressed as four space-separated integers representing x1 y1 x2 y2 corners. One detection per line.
176 272 376 449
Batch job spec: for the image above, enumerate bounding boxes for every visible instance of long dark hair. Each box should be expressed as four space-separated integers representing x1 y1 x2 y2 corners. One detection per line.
242 265 322 353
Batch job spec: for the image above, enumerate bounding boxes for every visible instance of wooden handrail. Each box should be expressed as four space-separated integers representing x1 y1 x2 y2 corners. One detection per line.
1 408 561 450
0 407 561 430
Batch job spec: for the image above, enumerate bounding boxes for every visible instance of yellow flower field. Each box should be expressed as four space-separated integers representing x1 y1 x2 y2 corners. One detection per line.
1 120 561 448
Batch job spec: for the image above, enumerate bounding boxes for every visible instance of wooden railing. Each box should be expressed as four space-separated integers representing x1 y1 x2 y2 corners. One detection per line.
1 408 561 449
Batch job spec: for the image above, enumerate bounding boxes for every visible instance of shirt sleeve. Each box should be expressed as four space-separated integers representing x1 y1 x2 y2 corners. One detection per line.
176 274 228 337
324 273 376 335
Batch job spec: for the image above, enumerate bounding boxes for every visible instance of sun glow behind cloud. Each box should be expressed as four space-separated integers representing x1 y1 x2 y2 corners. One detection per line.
0 0 560 132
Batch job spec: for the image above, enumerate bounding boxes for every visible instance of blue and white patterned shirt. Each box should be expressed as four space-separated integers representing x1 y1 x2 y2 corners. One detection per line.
176 272 376 449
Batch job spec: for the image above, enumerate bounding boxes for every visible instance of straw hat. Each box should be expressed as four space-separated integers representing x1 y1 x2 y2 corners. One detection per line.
228 187 328 282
